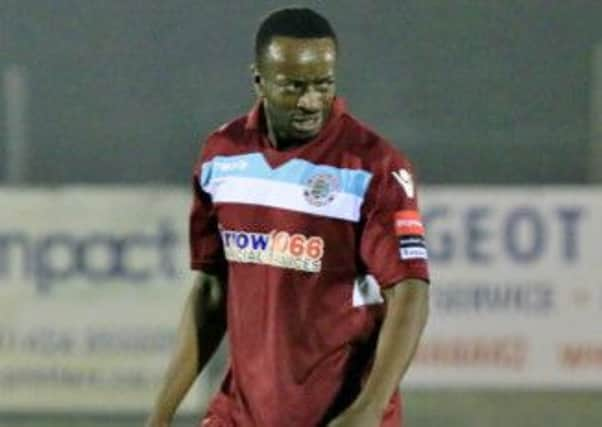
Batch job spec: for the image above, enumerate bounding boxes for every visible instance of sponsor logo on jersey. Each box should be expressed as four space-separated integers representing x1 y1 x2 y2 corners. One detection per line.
213 159 248 172
220 228 325 273
392 168 414 198
303 173 340 207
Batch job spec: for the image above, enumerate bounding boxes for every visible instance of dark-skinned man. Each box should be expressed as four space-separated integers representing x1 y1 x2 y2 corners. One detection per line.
147 7 429 427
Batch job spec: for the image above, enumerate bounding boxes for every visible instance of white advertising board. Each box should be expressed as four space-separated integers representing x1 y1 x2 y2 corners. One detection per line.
405 187 602 389
0 187 217 413
0 186 600 413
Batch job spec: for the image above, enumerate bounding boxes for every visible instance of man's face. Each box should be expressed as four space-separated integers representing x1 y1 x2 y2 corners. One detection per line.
255 36 336 141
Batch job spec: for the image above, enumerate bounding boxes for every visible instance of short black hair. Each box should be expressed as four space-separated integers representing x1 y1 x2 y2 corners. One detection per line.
255 7 337 63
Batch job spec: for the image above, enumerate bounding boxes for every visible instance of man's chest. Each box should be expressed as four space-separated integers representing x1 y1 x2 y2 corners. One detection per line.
201 151 372 222
200 150 373 273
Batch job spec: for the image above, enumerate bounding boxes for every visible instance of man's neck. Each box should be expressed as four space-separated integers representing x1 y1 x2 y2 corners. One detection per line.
264 110 310 151
274 137 310 151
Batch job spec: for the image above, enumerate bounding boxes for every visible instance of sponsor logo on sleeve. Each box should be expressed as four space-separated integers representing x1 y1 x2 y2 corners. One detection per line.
399 243 428 260
220 228 325 273
394 210 428 260
394 210 425 236
391 169 414 198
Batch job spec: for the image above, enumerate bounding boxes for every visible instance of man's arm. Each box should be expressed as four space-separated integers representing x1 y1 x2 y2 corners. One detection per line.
146 271 227 427
328 278 429 427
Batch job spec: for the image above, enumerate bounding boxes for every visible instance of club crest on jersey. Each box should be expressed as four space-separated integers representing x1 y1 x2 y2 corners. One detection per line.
303 173 340 207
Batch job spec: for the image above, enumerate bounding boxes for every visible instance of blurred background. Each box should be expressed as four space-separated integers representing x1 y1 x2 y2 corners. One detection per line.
1 1 602 426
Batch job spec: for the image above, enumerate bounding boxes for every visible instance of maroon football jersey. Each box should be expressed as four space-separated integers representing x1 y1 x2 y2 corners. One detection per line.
190 98 429 427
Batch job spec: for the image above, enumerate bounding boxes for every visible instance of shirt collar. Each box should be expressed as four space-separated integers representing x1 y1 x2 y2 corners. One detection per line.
244 97 347 133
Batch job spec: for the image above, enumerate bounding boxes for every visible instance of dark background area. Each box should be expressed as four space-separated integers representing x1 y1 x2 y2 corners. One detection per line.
2 3 602 427
1 0 601 185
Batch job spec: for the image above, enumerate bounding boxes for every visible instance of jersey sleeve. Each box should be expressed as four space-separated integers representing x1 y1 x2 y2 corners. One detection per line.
189 140 226 274
359 149 430 288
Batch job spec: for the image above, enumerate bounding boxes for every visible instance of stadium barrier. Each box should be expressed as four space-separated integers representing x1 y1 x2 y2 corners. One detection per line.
0 186 600 413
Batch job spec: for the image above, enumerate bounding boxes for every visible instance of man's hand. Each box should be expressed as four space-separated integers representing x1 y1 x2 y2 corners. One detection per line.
328 278 429 427
145 272 227 427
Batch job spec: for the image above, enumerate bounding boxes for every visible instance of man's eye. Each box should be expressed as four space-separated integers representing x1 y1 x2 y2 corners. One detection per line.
317 81 334 91
284 82 304 92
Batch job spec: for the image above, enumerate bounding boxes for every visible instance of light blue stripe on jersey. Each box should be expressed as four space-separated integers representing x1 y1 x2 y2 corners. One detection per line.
200 153 372 199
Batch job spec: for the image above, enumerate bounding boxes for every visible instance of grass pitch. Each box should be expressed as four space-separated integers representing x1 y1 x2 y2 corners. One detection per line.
2 391 600 427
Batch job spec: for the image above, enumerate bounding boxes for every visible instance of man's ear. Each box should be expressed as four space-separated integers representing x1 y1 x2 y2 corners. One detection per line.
251 63 264 97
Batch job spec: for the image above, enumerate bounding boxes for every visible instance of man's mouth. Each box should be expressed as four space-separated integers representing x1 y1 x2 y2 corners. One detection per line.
291 115 321 132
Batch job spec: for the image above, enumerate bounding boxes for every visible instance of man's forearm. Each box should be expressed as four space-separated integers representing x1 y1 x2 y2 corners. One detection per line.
353 279 429 416
147 272 227 426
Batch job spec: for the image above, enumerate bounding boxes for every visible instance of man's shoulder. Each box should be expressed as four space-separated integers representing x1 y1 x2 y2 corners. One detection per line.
207 114 248 144
340 113 412 170
198 114 250 159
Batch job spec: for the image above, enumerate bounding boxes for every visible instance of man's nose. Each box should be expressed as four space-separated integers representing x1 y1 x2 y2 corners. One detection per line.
297 88 322 112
